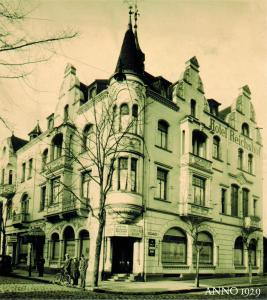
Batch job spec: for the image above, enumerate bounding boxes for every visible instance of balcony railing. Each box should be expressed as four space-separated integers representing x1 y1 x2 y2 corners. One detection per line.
45 155 72 174
182 202 213 219
244 216 261 229
181 153 212 173
0 184 16 197
12 213 29 225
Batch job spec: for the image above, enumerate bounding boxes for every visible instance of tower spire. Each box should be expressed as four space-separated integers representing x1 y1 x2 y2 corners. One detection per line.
128 5 133 28
134 4 139 32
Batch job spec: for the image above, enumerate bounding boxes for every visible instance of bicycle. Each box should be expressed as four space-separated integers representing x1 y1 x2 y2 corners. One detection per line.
54 269 71 286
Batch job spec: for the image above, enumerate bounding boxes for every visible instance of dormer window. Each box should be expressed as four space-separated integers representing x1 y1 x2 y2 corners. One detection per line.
47 114 54 130
241 123 249 137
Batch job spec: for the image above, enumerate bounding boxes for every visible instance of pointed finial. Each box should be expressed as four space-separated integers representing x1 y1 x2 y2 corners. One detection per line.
134 4 139 31
128 5 133 28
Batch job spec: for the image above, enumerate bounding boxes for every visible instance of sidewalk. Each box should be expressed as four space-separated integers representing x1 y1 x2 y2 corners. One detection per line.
10 268 267 295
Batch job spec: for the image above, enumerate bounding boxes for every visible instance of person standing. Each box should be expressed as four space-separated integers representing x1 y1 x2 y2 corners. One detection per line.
79 254 88 290
36 256 45 277
70 257 79 285
63 253 71 276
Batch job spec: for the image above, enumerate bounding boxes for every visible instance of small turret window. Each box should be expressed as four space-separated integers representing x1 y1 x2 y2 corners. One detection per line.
132 104 138 134
120 103 129 131
241 123 249 137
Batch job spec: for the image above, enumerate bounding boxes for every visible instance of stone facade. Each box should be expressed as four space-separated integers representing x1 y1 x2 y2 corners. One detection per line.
0 14 263 282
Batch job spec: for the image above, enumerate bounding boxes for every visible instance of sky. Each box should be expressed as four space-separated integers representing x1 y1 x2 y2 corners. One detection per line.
0 0 266 232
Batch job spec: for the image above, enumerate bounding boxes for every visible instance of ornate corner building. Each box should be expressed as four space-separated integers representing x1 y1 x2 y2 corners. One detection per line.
0 11 263 281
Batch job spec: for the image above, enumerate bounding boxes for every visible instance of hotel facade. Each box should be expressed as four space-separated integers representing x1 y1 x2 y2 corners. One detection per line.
0 13 263 281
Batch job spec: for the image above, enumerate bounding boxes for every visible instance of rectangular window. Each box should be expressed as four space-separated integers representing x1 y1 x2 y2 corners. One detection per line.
231 185 239 217
221 188 226 214
40 186 46 211
253 199 257 217
162 237 186 264
51 177 60 204
192 176 205 206
21 163 26 182
242 189 249 217
28 158 33 179
131 158 137 192
81 171 91 199
156 168 168 200
157 121 168 149
118 157 128 190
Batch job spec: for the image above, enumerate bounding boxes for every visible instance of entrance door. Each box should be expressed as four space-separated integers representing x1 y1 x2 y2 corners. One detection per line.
112 237 134 273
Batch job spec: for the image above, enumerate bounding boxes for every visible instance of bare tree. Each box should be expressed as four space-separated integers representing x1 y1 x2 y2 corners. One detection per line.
181 215 208 288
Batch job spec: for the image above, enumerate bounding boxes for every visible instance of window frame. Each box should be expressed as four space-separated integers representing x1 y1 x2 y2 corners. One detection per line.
156 167 168 201
157 120 169 150
192 175 206 206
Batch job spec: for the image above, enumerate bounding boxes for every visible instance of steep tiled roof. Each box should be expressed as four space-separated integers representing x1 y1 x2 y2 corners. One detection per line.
10 135 28 152
219 106 231 120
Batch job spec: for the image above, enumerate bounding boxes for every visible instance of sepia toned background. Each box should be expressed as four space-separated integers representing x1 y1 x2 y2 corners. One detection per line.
0 0 266 232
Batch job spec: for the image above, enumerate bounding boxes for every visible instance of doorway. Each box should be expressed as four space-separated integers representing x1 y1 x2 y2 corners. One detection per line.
112 237 134 273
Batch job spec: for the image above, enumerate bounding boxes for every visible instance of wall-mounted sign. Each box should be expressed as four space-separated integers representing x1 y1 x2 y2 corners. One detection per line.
7 236 17 243
148 238 156 256
105 224 143 238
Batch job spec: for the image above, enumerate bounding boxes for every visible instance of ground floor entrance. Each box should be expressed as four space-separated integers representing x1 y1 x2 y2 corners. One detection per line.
112 237 134 273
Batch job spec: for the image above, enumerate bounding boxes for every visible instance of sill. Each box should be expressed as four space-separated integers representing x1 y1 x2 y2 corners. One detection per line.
212 157 224 162
235 265 246 269
162 264 189 269
237 168 255 176
154 197 171 203
155 145 172 153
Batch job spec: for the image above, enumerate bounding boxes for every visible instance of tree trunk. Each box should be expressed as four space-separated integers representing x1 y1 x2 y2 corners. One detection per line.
195 248 200 287
248 250 252 284
1 227 6 257
92 219 105 288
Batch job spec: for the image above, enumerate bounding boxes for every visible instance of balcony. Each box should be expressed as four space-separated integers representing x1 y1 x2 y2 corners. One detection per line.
181 202 213 220
181 153 212 173
12 213 29 227
44 198 89 222
44 155 72 175
0 184 16 198
244 216 261 229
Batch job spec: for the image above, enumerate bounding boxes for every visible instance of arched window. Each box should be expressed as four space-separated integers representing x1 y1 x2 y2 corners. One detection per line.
132 104 138 134
238 148 243 170
21 194 29 215
212 136 220 159
193 232 213 265
42 149 48 170
162 227 187 264
63 226 75 258
242 188 249 217
248 154 253 174
157 120 169 149
79 230 90 258
82 124 92 152
64 104 69 121
190 99 196 117
51 233 60 260
52 134 63 160
192 130 207 158
249 239 257 267
234 237 244 266
8 170 13 184
242 123 250 137
120 103 129 131
231 184 239 217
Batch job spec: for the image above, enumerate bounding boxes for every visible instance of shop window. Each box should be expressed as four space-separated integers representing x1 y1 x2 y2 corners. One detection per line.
234 236 244 266
212 136 220 159
249 239 257 267
81 171 91 200
238 148 243 170
82 124 93 152
157 120 169 149
51 177 60 204
192 175 205 206
193 232 213 265
242 188 249 217
241 123 250 137
221 188 226 214
248 154 253 174
156 168 168 200
63 226 75 258
51 233 60 260
231 184 239 217
162 227 187 264
79 230 90 258
52 133 63 160
192 130 207 158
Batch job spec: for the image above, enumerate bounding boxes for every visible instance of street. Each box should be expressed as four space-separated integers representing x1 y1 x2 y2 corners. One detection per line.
0 275 267 299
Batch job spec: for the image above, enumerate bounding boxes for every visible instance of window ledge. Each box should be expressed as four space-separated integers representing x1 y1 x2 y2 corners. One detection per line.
237 168 255 177
212 157 224 163
154 197 171 203
155 145 172 153
234 265 246 270
193 264 216 269
162 264 189 269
